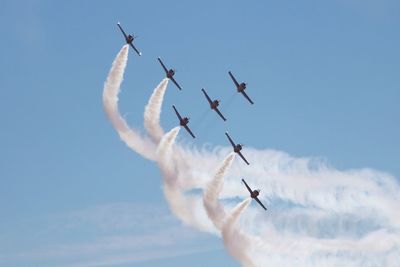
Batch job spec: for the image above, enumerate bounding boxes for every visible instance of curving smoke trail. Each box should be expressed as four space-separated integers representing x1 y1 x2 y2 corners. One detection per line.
144 78 169 143
103 45 156 160
221 198 255 267
147 87 400 265
156 126 179 182
103 45 400 267
203 153 235 230
156 127 215 232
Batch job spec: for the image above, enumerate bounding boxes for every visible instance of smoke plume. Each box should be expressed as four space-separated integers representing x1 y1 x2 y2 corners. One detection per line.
144 78 169 143
103 45 400 267
102 45 156 160
221 198 255 267
203 153 235 229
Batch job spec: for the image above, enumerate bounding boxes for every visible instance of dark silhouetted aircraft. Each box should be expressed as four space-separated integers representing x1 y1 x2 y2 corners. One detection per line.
225 132 249 165
172 105 195 138
228 71 254 104
201 88 226 121
117 22 142 56
158 57 182 90
242 178 267 211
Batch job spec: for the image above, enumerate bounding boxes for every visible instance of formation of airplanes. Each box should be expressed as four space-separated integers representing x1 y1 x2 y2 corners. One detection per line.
116 22 266 212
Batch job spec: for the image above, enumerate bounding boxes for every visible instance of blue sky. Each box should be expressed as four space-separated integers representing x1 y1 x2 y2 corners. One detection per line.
0 0 399 266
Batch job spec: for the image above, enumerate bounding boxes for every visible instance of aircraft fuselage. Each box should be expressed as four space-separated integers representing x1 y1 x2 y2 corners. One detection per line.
167 69 175 79
251 190 260 198
237 83 246 92
211 100 219 109
126 35 134 44
234 144 242 153
180 118 189 126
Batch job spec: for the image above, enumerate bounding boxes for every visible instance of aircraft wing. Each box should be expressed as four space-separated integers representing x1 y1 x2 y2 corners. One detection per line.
157 57 169 74
201 88 213 105
242 179 253 194
255 197 267 211
225 132 236 148
240 90 254 105
171 77 182 90
214 107 227 121
238 151 250 165
228 71 240 88
184 125 196 138
117 22 128 40
172 105 183 121
130 43 142 56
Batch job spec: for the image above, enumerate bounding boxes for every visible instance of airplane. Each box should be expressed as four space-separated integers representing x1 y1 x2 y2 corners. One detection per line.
228 71 254 105
117 22 142 56
201 88 226 121
172 105 195 138
242 178 267 211
225 132 249 165
158 57 182 90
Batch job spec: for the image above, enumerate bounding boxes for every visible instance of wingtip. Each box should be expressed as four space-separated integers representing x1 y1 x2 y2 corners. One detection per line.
139 52 142 56
117 21 120 25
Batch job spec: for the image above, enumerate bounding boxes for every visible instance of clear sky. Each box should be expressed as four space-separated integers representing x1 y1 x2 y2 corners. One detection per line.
0 0 399 266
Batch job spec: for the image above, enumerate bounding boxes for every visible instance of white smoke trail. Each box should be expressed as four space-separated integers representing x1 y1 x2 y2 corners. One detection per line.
150 122 400 265
102 45 156 160
147 82 400 265
156 126 179 183
203 153 235 230
144 78 169 143
156 127 215 233
104 45 400 266
221 198 255 267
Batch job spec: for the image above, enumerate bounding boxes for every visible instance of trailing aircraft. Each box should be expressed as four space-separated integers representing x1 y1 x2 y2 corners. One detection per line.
172 105 195 138
242 178 267 211
201 88 226 121
158 57 182 90
225 132 249 165
228 71 254 104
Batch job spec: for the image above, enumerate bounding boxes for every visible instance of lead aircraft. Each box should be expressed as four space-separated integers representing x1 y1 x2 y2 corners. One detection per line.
117 22 142 56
